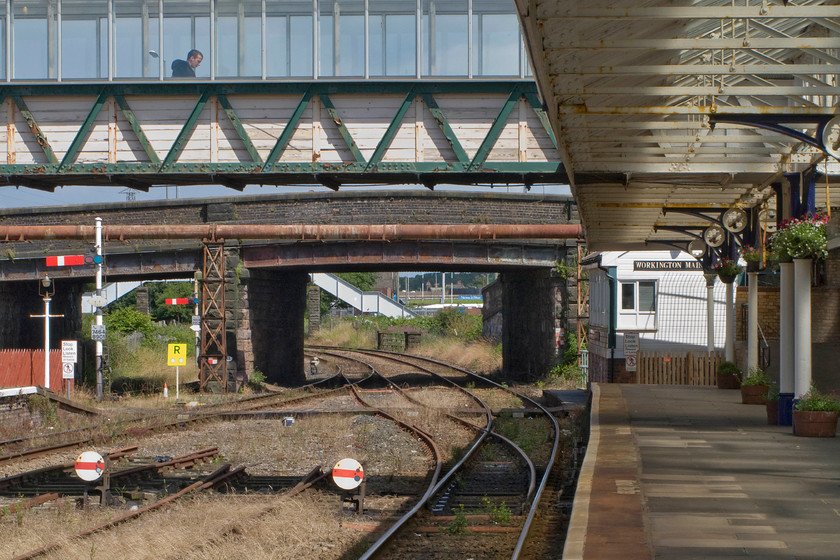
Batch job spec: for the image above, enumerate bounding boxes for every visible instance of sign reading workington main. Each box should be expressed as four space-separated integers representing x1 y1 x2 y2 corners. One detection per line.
634 261 703 271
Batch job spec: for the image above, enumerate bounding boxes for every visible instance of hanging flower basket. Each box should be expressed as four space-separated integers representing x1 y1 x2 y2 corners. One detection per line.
768 214 829 262
712 258 742 284
740 245 763 272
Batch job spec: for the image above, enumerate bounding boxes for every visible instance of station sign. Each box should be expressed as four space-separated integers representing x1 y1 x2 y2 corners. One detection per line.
633 260 703 271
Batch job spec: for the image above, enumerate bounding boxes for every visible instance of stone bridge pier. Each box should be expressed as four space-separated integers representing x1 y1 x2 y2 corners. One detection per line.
235 268 309 386
500 269 562 381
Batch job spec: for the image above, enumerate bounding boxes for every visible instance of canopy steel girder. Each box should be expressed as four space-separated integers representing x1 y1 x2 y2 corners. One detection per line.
0 82 563 190
516 0 840 250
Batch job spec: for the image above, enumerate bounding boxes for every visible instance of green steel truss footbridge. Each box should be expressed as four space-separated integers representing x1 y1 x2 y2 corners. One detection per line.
0 82 563 191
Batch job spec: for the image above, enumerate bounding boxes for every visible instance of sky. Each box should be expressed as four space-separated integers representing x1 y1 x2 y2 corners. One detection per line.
0 183 572 210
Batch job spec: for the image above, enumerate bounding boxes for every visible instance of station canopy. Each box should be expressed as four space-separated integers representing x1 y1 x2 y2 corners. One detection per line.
516 0 840 251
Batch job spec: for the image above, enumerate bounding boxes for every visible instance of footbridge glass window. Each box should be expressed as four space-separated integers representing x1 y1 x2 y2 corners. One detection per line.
61 0 108 79
4 0 530 82
320 0 364 77
164 0 209 79
12 0 56 79
422 0 468 77
0 1 6 78
267 1 313 78
215 0 261 78
115 0 160 79
473 0 522 77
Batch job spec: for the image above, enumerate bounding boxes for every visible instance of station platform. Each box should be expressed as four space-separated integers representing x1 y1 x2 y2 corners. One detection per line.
564 384 840 560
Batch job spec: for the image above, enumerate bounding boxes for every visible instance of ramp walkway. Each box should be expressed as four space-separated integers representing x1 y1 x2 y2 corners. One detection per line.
566 384 840 560
311 273 414 319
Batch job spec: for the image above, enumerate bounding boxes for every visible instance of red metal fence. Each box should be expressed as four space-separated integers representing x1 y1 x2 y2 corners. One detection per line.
0 350 64 389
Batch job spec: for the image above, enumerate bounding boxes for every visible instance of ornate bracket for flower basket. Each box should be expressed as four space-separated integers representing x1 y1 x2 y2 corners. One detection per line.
709 114 839 158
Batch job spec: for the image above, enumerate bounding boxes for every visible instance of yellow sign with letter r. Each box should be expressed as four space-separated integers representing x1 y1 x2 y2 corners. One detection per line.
167 343 188 366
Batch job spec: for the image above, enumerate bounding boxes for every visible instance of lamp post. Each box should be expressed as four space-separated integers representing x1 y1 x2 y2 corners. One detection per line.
29 274 63 390
41 275 53 389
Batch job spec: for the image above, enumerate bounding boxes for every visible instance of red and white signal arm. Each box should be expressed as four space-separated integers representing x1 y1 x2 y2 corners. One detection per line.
75 451 106 482
332 458 364 490
46 255 85 267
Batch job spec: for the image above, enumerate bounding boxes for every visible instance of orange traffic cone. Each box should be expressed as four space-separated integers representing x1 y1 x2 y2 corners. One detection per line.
163 382 169 398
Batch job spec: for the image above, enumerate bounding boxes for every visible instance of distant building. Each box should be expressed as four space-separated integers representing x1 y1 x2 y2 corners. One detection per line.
583 251 733 383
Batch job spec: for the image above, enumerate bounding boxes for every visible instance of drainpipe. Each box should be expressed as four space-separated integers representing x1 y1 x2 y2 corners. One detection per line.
598 264 618 383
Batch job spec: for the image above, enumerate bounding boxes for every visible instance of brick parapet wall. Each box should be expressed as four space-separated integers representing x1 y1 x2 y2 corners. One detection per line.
735 285 840 343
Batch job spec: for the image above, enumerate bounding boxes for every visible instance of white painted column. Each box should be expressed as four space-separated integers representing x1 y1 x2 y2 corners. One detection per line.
43 295 51 389
793 258 812 396
704 272 716 354
747 271 758 372
725 281 735 362
779 262 795 394
95 218 104 400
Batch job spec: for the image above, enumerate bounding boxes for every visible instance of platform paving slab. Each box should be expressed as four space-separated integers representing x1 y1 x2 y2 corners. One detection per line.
565 384 840 560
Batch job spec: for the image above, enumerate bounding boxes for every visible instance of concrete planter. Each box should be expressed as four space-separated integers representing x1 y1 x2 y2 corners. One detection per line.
741 384 768 405
793 410 839 437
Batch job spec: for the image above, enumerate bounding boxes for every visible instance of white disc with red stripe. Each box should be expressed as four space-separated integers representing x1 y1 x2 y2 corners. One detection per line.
332 458 364 490
75 451 106 482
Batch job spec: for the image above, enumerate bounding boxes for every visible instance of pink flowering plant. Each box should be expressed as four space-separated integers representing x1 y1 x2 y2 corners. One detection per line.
713 257 742 276
769 213 829 262
740 245 762 262
795 384 840 412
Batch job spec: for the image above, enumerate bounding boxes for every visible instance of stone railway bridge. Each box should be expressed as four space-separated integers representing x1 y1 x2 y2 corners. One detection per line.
0 190 580 386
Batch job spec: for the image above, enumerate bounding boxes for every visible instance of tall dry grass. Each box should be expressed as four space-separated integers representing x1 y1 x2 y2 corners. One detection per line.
306 320 377 349
413 337 502 376
3 493 365 560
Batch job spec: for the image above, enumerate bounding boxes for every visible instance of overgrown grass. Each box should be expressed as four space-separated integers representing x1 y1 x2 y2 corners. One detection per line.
307 314 501 376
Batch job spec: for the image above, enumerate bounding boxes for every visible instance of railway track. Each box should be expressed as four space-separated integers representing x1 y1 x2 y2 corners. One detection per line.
305 347 574 560
1 347 588 560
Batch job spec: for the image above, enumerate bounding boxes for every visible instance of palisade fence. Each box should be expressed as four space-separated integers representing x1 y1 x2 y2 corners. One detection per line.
637 351 724 386
0 350 63 389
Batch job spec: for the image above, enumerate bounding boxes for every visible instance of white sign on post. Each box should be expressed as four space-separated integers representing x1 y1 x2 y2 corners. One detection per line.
61 340 78 363
91 325 107 341
623 332 640 355
62 362 75 379
624 332 640 372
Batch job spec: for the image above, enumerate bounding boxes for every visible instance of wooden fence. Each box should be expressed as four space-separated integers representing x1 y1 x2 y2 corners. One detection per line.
0 349 64 389
636 351 724 386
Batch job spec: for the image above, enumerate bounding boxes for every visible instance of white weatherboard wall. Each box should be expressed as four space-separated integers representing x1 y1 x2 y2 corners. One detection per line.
589 251 732 356
311 273 414 318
